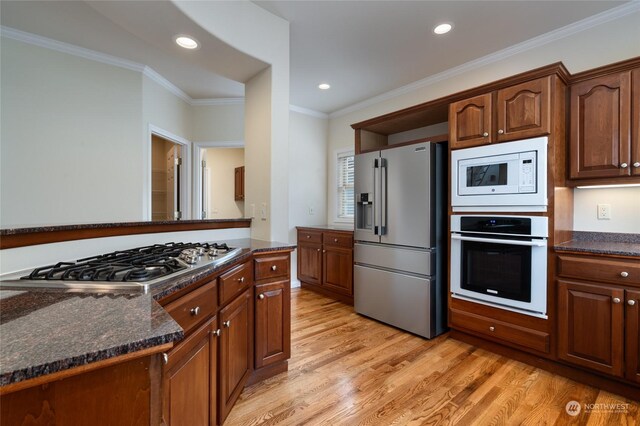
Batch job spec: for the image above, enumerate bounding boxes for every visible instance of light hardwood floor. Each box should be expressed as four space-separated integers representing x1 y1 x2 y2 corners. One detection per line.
226 289 638 425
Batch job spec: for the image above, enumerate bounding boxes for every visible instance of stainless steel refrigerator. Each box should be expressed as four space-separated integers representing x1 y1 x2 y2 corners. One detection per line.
354 141 446 338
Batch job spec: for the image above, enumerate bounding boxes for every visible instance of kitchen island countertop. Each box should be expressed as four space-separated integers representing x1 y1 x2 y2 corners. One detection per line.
0 239 295 387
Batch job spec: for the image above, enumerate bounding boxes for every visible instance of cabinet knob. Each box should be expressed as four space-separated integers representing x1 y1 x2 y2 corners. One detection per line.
628 300 636 306
271 265 277 271
497 129 504 135
306 235 311 239
238 276 245 283
162 353 169 365
317 248 321 252
489 326 495 332
190 306 200 316
482 132 489 137
323 250 326 253
613 297 621 304
620 271 629 278
223 320 231 328
634 162 640 168
258 293 265 300
334 238 338 242
620 163 628 169
213 329 221 337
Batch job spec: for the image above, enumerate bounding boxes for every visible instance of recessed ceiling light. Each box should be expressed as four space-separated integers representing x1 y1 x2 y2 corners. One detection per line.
433 23 453 35
175 35 199 50
318 83 331 90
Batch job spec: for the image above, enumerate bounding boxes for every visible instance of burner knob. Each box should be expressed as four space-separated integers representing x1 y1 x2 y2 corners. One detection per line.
208 249 219 257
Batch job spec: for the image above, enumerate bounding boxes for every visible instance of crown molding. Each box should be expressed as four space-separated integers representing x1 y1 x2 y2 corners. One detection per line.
328 1 640 119
191 98 245 106
0 26 145 73
142 66 191 103
289 105 329 119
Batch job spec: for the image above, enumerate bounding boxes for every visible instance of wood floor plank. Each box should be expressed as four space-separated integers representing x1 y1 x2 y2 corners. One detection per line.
225 289 638 426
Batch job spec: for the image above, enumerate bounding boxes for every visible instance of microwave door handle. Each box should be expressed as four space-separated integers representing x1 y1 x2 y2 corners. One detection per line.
451 234 547 247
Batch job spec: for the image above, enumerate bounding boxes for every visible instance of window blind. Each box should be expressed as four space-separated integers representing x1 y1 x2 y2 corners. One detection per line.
337 153 354 218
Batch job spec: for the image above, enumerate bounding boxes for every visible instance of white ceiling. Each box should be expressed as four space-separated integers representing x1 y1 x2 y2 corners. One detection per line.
0 1 631 113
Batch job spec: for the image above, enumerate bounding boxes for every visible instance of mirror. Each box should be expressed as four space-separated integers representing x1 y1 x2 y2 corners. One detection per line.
0 1 255 228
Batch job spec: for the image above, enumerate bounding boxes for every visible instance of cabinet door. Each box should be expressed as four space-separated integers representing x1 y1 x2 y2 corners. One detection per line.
632 69 640 176
219 289 252 424
557 280 624 377
322 246 353 296
234 166 244 201
570 72 632 179
298 243 322 285
626 289 640 383
496 76 551 142
449 93 493 149
163 316 217 426
255 281 291 369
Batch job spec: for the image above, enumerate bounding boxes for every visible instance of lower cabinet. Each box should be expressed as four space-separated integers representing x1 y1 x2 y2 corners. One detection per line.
219 288 253 424
163 316 218 426
323 246 353 296
626 289 640 383
255 280 291 369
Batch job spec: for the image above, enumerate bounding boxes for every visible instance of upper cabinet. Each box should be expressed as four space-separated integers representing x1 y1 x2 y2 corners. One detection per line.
449 76 552 149
568 60 640 184
234 166 245 201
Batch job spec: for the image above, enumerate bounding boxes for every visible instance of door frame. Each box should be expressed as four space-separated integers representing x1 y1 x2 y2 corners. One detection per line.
192 141 244 220
145 124 192 220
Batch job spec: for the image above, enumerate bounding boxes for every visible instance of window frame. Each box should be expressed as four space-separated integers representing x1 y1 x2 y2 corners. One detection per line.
335 149 355 223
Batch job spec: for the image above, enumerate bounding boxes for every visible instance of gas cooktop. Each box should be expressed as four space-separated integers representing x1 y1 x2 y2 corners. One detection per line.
0 242 243 293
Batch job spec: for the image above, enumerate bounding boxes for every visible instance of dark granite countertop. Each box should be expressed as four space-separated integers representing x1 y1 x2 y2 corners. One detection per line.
0 218 250 236
296 224 354 232
0 239 295 387
554 231 640 257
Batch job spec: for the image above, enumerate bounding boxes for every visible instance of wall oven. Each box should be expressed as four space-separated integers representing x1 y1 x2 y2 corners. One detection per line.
451 137 547 212
450 215 548 318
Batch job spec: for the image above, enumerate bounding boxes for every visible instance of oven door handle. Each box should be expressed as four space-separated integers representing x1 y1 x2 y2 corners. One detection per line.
451 234 547 247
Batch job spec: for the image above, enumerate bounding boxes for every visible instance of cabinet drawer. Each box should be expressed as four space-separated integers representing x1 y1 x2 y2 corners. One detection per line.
298 230 322 244
450 308 549 353
165 280 217 335
219 261 252 306
323 232 353 249
557 254 640 286
254 255 289 281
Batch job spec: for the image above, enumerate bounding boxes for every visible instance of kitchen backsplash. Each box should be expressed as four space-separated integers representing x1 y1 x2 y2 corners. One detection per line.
573 186 640 233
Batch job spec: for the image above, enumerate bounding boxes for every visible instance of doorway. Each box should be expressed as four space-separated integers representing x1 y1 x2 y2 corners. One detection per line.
151 134 183 221
199 147 245 219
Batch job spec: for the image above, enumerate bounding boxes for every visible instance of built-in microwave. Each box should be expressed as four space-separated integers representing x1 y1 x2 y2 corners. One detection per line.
451 137 547 212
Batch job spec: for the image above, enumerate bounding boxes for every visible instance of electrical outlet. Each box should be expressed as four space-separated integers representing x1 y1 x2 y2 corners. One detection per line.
597 204 611 220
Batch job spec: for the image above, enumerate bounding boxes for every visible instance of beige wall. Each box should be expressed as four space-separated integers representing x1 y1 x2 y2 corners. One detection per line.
192 103 244 142
143 76 192 142
573 187 640 233
326 11 640 230
204 148 244 219
0 37 143 227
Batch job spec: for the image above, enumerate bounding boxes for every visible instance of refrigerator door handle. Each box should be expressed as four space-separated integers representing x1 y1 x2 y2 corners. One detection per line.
373 158 380 235
380 158 387 235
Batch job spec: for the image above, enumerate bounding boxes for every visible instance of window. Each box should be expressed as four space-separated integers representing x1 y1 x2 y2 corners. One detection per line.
337 152 354 219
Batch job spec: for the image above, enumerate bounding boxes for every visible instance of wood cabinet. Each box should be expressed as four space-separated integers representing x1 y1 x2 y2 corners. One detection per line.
255 280 291 369
449 76 551 149
297 227 354 304
163 317 218 426
557 253 640 384
219 288 252 424
234 166 245 201
633 69 640 177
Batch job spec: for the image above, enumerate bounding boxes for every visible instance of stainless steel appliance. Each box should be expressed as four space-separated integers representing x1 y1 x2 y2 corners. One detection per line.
451 137 548 212
450 215 548 318
354 141 446 338
0 242 242 293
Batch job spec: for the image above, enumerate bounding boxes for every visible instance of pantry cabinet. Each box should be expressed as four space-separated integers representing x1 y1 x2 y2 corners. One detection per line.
449 76 552 149
297 227 354 304
556 253 640 383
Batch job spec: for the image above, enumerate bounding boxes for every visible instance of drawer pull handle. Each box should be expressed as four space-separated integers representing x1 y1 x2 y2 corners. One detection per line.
489 326 495 332
334 238 338 242
628 300 636 306
613 297 621 304
190 306 200 316
213 329 221 337
258 294 265 300
162 353 169 365
238 277 245 283
271 265 277 271
620 271 629 278
223 320 231 328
